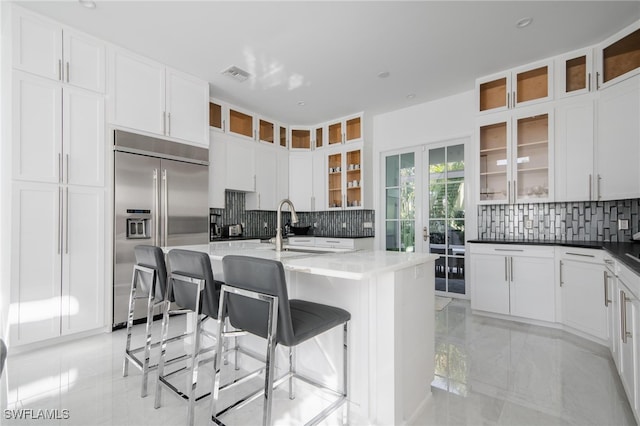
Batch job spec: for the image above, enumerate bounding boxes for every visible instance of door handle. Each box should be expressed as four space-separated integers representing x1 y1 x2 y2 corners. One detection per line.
559 260 563 287
510 256 514 282
620 290 631 343
167 112 171 136
65 154 69 184
162 169 168 246
588 174 592 201
603 271 611 307
66 62 70 83
153 169 159 246
65 187 69 254
423 227 430 242
58 187 63 254
505 257 508 282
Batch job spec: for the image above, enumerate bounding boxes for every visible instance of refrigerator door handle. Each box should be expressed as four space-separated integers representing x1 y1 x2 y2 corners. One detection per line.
153 169 160 246
162 169 168 246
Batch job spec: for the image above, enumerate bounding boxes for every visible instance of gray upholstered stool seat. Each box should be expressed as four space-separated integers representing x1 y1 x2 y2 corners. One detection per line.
211 255 350 426
123 245 170 397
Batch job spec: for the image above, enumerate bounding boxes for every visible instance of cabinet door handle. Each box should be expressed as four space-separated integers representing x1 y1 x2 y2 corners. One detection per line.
603 271 611 307
163 112 167 135
504 257 508 282
66 62 70 83
588 174 592 201
507 181 511 204
620 290 631 343
513 179 517 202
58 187 62 254
510 256 514 282
588 72 591 92
494 248 524 252
423 227 430 242
506 90 510 109
58 153 63 183
65 154 69 184
58 59 62 81
167 112 171 135
559 260 563 287
565 252 595 258
597 174 602 200
596 72 600 90
65 187 69 254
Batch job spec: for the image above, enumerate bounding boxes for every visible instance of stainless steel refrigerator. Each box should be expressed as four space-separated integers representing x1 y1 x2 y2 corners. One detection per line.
113 130 209 328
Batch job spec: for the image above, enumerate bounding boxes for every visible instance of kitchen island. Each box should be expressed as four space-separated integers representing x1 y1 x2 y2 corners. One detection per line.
165 242 438 425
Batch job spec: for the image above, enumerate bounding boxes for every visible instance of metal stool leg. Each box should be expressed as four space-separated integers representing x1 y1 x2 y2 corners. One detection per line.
123 267 139 377
289 346 296 400
140 275 157 397
154 297 171 409
186 313 203 426
342 321 349 426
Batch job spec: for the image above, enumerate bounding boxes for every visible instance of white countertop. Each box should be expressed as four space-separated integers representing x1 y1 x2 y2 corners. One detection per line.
163 243 438 280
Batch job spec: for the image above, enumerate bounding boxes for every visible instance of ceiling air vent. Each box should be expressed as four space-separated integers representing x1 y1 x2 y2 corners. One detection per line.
221 65 251 82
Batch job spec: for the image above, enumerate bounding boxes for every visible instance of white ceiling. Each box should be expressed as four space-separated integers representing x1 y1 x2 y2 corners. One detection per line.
11 0 640 125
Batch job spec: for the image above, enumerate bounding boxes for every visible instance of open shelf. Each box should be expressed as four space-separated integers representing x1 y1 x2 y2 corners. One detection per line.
517 140 548 148
346 117 361 141
480 146 507 154
209 102 222 129
518 166 549 173
279 126 287 147
329 122 342 145
480 171 507 176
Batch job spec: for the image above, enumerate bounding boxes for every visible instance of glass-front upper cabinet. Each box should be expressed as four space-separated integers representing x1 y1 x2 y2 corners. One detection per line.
209 100 225 132
477 59 554 114
258 118 275 144
556 47 595 98
477 106 552 204
327 152 343 208
279 125 288 148
597 22 640 90
327 113 363 144
290 127 311 150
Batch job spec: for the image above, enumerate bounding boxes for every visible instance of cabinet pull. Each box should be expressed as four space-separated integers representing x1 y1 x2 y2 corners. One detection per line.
513 179 517 202
603 271 611 307
163 112 166 135
66 62 70 83
597 174 602 200
565 252 595 258
65 154 69 183
58 153 63 183
494 248 524 252
58 59 62 81
222 120 226 132
507 181 511 204
506 91 510 109
167 112 171 135
504 257 508 282
620 290 631 343
559 260 563 287
596 72 600 91
58 187 62 254
510 256 514 282
588 72 591 92
588 174 592 201
65 187 69 254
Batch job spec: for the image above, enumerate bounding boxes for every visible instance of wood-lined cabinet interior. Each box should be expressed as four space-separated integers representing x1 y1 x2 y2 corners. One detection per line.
12 7 106 93
598 22 640 89
291 127 311 150
327 147 363 209
327 114 363 145
229 108 254 140
556 48 595 98
259 119 275 144
477 60 553 113
209 101 223 131
279 125 288 148
478 107 552 204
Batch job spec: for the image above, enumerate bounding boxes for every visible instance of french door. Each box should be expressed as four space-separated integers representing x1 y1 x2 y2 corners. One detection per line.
383 139 468 297
423 143 466 296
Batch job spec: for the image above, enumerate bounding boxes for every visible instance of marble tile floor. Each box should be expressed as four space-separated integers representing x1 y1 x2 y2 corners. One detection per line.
1 300 636 425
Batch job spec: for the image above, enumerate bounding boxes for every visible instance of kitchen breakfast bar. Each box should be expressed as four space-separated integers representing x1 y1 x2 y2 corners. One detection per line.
166 242 438 425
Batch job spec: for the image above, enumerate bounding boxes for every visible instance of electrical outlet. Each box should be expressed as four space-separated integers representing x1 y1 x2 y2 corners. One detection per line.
363 222 373 229
313 222 318 228
619 219 629 230
525 220 533 229
342 222 347 229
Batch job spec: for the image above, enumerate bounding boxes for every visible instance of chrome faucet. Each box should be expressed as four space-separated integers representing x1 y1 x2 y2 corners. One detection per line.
275 199 299 252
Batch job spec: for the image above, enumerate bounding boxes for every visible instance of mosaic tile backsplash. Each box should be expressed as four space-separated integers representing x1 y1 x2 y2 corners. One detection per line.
211 191 375 238
478 199 640 242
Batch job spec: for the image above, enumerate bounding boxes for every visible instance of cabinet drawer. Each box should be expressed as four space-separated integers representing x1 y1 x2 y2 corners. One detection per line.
557 247 604 263
287 236 315 247
314 237 355 249
469 243 554 258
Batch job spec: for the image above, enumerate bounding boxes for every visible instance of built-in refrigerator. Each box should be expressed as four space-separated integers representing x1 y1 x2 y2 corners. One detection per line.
113 130 209 328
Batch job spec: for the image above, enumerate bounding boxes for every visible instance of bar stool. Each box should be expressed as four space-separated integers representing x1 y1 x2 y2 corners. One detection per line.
211 255 350 426
155 249 260 426
123 245 169 397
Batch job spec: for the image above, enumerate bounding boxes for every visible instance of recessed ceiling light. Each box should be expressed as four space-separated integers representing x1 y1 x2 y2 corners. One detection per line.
516 17 533 29
377 71 390 79
78 0 96 9
297 101 305 107
406 93 416 99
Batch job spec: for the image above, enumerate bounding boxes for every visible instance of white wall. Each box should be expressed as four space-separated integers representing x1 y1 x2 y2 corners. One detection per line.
371 90 475 250
1 1 11 344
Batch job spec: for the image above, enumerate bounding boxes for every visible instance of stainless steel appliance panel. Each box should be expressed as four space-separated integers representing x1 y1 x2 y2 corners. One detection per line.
114 151 161 326
161 158 209 247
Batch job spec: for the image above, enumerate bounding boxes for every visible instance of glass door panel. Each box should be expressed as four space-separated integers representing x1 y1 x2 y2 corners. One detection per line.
328 153 343 208
479 122 508 202
384 152 415 252
516 114 549 200
427 144 466 296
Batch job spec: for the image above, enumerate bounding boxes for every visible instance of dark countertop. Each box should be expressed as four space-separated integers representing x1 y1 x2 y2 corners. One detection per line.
211 234 374 242
468 239 640 276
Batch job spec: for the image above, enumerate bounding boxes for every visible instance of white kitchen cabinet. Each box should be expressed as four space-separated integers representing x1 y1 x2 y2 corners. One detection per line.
477 106 553 204
276 148 290 203
289 153 314 211
209 132 226 208
470 244 555 322
326 113 363 145
326 144 364 210
312 150 325 211
12 7 105 93
225 136 256 192
165 67 209 146
61 186 105 335
10 183 105 345
596 20 640 91
554 97 595 201
13 71 105 187
110 48 208 147
616 263 639 420
596 75 640 201
558 249 608 341
555 47 595 99
246 146 277 210
476 59 554 114
290 126 312 150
